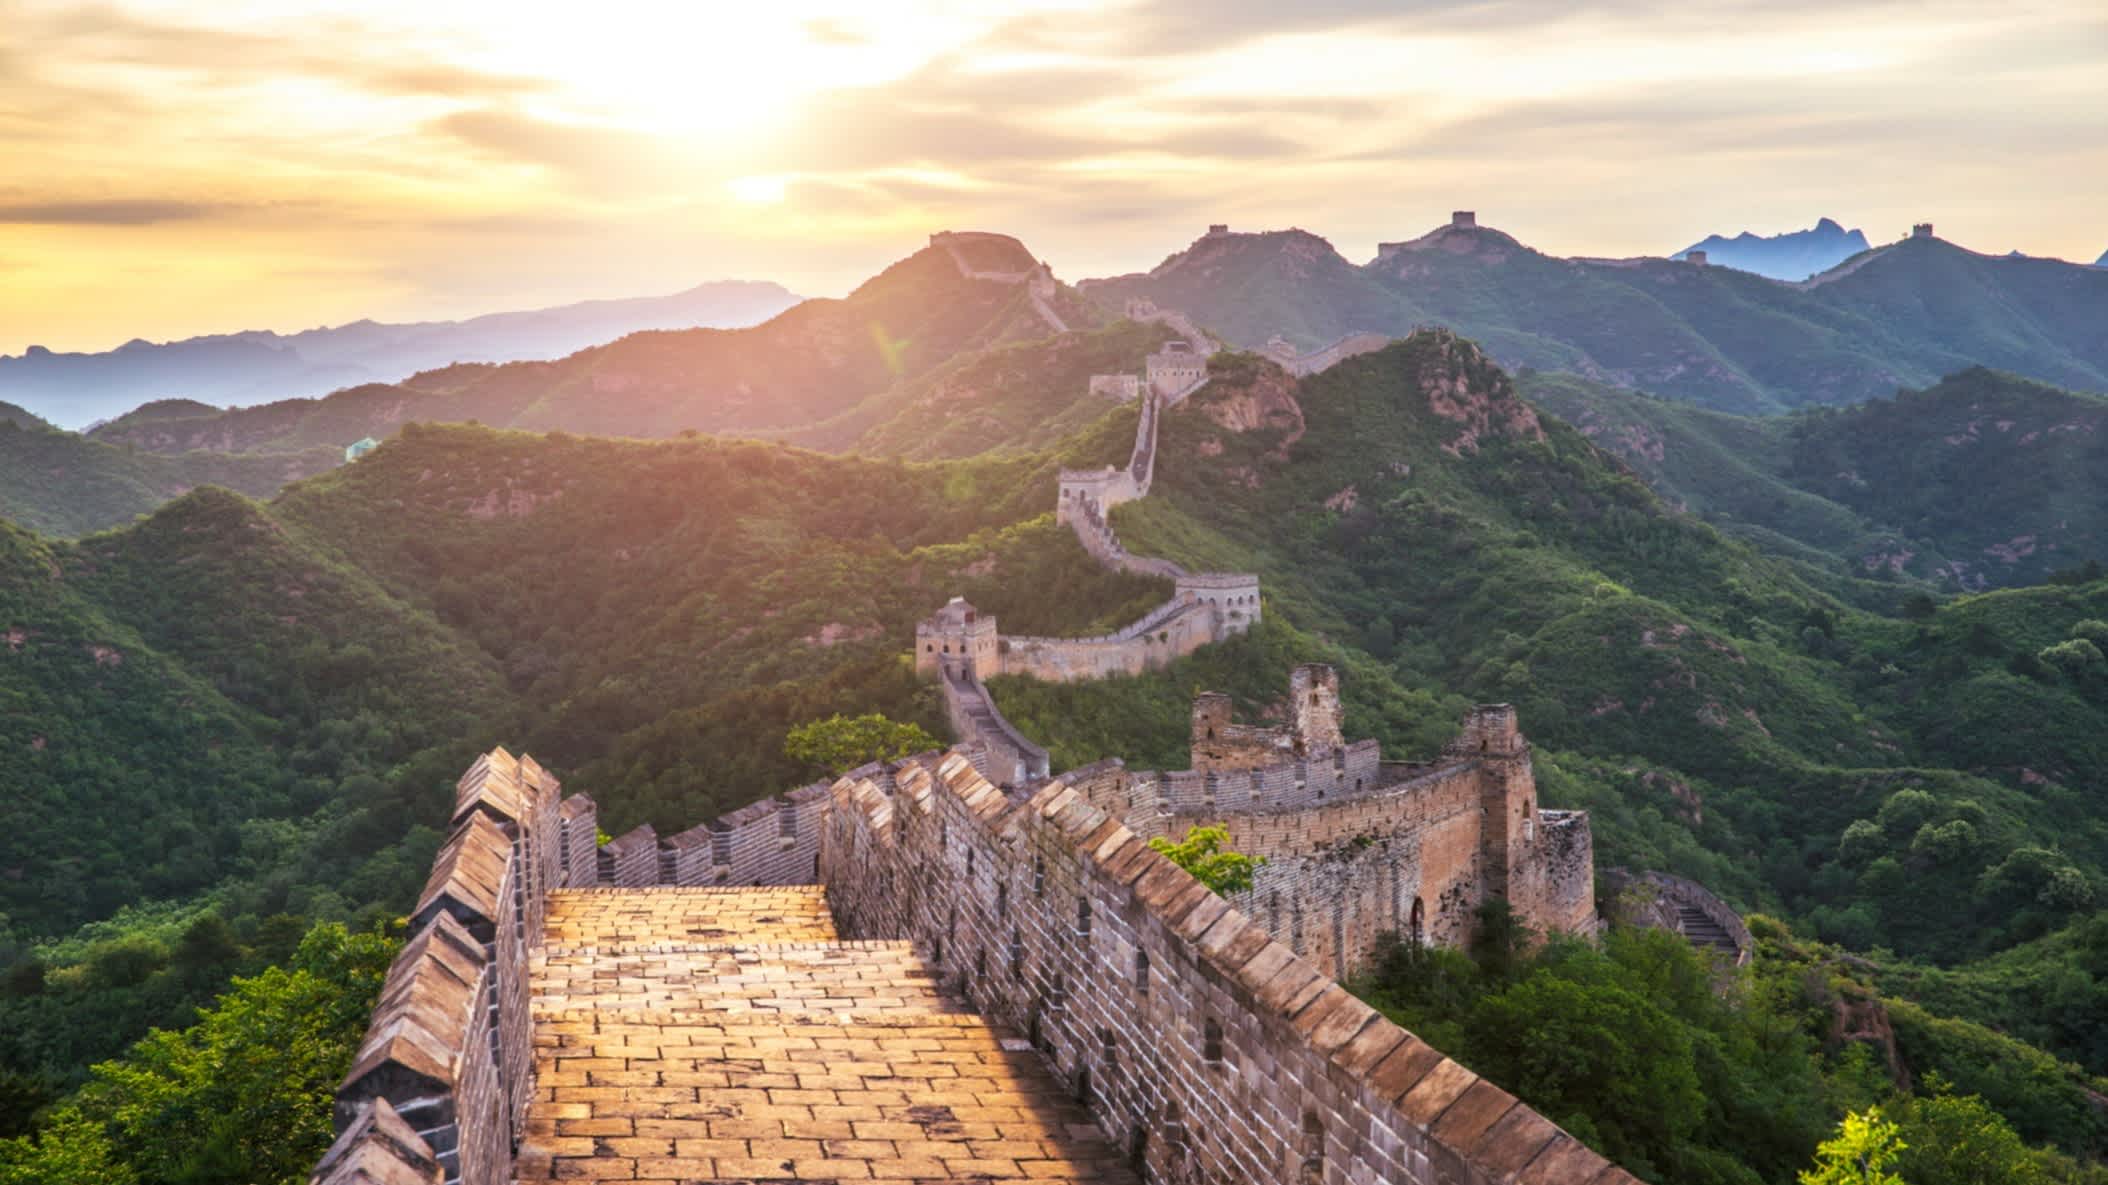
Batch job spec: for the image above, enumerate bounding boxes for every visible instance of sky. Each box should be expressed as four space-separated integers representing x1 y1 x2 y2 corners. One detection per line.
3 0 2106 355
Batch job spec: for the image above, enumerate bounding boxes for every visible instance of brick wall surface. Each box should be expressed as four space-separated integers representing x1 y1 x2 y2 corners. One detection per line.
819 753 1637 1185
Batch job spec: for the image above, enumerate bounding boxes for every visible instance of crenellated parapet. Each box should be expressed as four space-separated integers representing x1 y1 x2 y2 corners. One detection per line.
313 748 595 1185
320 720 1628 1185
1069 669 1596 979
815 751 1637 1185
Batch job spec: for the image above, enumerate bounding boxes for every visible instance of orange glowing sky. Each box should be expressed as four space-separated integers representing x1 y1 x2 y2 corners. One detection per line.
3 0 2106 354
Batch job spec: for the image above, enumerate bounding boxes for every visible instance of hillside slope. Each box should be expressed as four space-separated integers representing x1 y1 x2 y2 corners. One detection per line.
89 236 1100 455
0 418 337 537
1525 368 2108 589
1082 222 2108 413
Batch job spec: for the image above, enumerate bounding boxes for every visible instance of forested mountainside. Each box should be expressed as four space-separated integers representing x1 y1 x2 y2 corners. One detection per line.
1525 368 2108 590
0 280 800 430
84 235 1100 456
0 418 337 537
6 329 2108 1182
1079 222 2108 414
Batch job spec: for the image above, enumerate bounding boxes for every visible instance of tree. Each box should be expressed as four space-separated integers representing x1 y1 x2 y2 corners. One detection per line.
2038 639 2103 679
1147 825 1263 895
1894 1085 2049 1185
1800 1107 1905 1185
782 714 941 776
0 922 394 1185
1463 972 1703 1177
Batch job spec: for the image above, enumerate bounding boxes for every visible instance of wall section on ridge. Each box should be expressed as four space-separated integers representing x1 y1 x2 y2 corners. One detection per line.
820 753 1638 1185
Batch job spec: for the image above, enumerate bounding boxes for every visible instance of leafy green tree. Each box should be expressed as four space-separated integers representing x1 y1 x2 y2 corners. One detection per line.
2069 620 2108 648
2039 639 2104 678
783 713 942 776
1464 972 1703 1178
1147 825 1263 894
0 922 394 1185
1894 1084 2050 1185
1799 1107 1905 1185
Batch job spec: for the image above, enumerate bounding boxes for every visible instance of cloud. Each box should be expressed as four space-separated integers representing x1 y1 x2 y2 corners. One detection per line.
0 199 217 226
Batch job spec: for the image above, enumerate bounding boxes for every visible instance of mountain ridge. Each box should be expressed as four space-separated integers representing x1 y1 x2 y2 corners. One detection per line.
1674 217 1872 281
1081 218 2108 414
2 280 802 429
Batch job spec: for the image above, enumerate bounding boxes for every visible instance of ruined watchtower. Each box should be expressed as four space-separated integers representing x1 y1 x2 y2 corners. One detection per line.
1912 222 1935 239
1686 249 1709 266
914 596 998 678
1452 210 1478 230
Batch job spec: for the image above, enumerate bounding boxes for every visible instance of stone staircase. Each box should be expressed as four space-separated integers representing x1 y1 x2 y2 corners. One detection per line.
1676 903 1738 957
516 886 1136 1184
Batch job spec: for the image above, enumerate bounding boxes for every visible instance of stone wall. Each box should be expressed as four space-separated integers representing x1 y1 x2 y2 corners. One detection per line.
820 753 1637 1185
1071 683 1596 981
1270 331 1392 377
1090 373 1142 401
1601 868 1751 966
316 749 599 1185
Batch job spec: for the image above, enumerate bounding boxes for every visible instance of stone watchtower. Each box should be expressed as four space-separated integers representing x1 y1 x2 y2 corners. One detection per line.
1452 210 1477 230
1912 222 1935 239
1686 249 1709 266
1447 705 1538 904
914 596 999 678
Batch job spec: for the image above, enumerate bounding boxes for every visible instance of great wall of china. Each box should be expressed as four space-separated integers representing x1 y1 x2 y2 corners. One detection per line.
308 240 1652 1184
312 711 1630 1185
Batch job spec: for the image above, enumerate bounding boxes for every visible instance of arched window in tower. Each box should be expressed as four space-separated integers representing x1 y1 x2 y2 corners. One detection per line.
1410 897 1426 947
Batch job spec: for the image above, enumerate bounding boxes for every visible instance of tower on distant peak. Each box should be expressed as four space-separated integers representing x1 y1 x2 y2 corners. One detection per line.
1686 249 1709 266
1452 210 1477 230
1912 222 1935 239
1206 223 1230 237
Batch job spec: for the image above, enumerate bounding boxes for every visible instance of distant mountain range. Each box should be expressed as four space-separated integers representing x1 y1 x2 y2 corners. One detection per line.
0 280 802 429
85 234 1100 456
1673 217 1871 281
1079 219 2108 414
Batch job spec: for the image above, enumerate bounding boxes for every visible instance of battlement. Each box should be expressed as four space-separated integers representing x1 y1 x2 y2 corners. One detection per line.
319 730 1625 1185
1206 222 1230 236
1912 222 1935 239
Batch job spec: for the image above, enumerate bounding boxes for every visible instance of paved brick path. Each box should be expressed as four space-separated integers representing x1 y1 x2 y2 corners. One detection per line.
517 887 1137 1183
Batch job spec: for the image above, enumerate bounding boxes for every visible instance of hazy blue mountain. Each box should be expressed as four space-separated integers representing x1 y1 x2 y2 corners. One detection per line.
1673 217 1871 280
2096 248 2107 268
1 280 802 428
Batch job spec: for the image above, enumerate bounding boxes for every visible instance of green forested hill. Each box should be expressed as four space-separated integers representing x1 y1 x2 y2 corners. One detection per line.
6 337 2108 1182
1082 224 2108 413
991 339 2108 1082
0 418 338 537
1524 367 2108 589
0 418 1163 1094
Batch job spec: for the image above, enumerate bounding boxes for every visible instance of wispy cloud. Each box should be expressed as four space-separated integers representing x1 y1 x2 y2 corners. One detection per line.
1 0 2104 354
0 198 218 225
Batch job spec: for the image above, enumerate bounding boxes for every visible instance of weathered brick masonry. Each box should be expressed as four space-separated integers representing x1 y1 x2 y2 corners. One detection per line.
821 752 1637 1184
318 748 598 1185
316 737 1626 1184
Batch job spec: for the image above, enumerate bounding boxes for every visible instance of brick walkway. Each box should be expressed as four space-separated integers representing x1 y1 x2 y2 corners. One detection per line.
517 887 1137 1183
